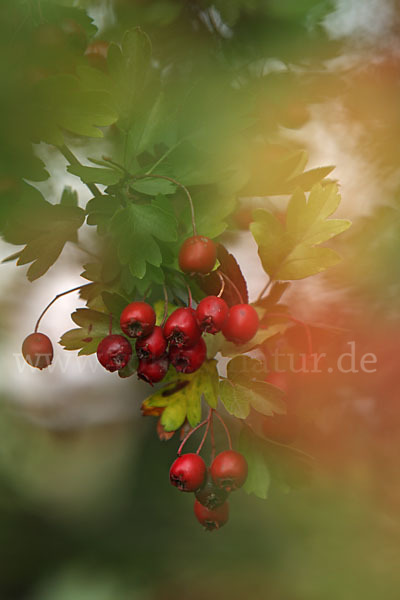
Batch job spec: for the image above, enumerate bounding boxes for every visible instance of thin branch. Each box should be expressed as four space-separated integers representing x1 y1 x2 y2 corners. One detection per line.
177 418 208 456
162 285 169 326
213 410 232 450
196 409 212 455
220 271 244 304
58 145 102 198
34 284 89 333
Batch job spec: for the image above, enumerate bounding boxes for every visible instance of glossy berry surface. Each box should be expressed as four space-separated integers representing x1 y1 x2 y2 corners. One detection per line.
210 450 248 492
169 453 206 492
178 235 217 274
196 296 229 334
194 499 229 531
120 301 156 338
135 325 167 360
137 355 169 385
163 307 201 348
97 334 132 372
169 337 207 374
195 471 229 509
22 333 54 370
222 304 259 344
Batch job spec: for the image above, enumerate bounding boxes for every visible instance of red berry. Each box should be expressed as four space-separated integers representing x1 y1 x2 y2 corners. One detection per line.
195 470 229 509
210 450 248 492
97 334 132 372
135 325 167 360
163 307 201 348
178 236 217 274
196 296 229 334
222 304 259 344
170 453 207 492
85 40 109 70
194 499 229 531
169 337 207 374
120 302 156 338
22 333 53 370
137 355 169 385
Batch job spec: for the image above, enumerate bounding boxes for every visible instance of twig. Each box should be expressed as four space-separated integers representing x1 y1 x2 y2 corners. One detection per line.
34 284 89 333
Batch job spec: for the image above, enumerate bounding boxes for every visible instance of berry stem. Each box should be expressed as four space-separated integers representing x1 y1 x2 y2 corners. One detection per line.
133 173 197 236
262 313 313 356
177 418 208 456
162 285 169 326
216 271 225 298
196 409 212 455
210 409 216 461
186 283 193 309
220 271 244 304
34 284 89 333
213 410 233 450
58 145 102 197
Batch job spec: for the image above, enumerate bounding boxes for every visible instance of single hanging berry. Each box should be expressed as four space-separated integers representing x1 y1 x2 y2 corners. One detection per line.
169 453 207 492
135 326 167 360
210 450 248 492
169 337 207 374
120 301 156 338
163 307 201 348
194 499 229 531
178 236 217 274
222 304 259 344
195 470 229 510
22 333 54 370
97 335 132 372
196 296 229 334
137 355 169 385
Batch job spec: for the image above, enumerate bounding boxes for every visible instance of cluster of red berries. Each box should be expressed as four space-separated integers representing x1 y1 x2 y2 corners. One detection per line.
169 449 248 531
96 294 259 383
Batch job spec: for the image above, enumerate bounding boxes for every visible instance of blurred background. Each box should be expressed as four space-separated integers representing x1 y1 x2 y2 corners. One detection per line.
1 0 400 598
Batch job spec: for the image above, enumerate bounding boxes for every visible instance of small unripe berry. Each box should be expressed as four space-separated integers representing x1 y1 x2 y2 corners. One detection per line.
222 304 259 344
120 301 156 338
137 355 169 385
195 470 229 509
178 236 216 274
22 333 53 370
169 337 207 374
135 325 167 360
210 450 248 492
169 453 207 492
97 335 132 372
196 296 229 334
163 307 201 348
194 499 229 531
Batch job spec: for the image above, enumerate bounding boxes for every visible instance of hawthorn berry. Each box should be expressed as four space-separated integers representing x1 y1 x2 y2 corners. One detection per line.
196 296 229 334
194 499 229 531
222 304 259 344
266 371 289 393
120 301 156 338
97 334 132 372
169 337 207 374
169 453 207 492
195 470 229 510
178 235 217 274
85 40 109 70
135 325 167 360
137 355 169 385
22 332 54 370
163 307 201 348
210 450 248 492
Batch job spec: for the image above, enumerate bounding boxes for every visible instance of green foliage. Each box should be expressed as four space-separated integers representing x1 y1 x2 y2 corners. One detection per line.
239 427 271 499
251 183 351 280
59 307 118 356
141 359 219 431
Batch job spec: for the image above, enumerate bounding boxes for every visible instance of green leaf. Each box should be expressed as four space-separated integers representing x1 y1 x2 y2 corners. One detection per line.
219 380 250 419
251 183 351 281
30 75 117 145
16 204 85 281
239 428 271 499
161 396 187 432
130 178 176 196
287 166 335 191
59 308 122 355
67 164 122 186
60 187 78 207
